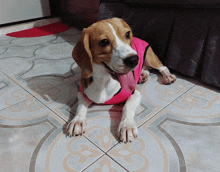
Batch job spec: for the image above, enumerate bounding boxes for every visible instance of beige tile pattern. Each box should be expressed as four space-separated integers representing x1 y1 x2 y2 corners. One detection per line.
0 22 219 172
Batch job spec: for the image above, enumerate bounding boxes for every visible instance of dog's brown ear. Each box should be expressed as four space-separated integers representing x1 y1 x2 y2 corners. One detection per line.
72 28 93 88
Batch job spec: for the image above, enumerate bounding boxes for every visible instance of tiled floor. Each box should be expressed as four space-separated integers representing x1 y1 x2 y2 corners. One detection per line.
0 26 220 172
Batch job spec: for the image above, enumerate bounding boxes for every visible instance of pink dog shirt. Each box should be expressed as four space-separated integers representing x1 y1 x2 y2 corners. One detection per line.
80 37 149 104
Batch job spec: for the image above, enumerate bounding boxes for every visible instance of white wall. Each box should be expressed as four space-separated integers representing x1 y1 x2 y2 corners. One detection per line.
0 0 51 25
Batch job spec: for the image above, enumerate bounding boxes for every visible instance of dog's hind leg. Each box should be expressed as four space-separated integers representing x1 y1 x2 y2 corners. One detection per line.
118 89 141 143
143 46 176 84
67 92 93 136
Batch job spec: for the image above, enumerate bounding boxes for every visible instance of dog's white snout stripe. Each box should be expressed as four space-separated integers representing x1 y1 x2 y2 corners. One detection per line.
108 23 136 59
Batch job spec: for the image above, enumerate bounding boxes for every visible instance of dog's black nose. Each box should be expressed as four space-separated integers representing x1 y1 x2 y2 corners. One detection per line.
124 55 139 68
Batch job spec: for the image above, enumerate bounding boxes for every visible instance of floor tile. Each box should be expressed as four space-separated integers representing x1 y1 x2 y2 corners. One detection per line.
0 44 42 59
52 28 81 44
10 34 57 46
36 83 121 151
0 35 15 47
141 94 220 172
43 134 103 172
0 71 31 111
0 97 65 171
34 74 80 122
34 42 74 60
0 95 103 172
84 107 122 152
0 97 57 124
187 82 220 105
0 57 32 77
84 155 128 172
108 92 220 172
143 111 220 172
0 31 80 97
164 93 220 119
108 127 167 172
0 57 78 96
136 73 196 125
35 72 198 153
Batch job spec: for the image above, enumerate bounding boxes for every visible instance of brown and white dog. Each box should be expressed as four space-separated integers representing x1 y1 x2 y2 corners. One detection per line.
66 18 176 143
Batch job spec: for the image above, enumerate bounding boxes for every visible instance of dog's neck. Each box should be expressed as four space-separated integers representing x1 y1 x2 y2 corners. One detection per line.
84 63 121 104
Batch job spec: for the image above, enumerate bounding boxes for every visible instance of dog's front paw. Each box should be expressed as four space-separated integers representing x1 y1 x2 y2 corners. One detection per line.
138 70 149 84
66 118 86 137
162 74 176 84
117 118 138 143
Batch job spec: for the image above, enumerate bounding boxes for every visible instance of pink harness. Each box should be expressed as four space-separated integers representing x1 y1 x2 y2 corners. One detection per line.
80 37 149 104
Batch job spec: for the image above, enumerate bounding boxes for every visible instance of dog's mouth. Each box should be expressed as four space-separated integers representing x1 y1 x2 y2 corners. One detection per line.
102 62 136 92
102 62 115 74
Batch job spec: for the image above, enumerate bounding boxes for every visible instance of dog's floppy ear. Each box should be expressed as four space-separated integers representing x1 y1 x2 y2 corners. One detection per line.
72 28 93 88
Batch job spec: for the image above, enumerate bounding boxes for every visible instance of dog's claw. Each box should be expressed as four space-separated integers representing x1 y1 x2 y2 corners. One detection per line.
117 119 138 143
66 119 86 137
162 74 176 85
138 72 149 84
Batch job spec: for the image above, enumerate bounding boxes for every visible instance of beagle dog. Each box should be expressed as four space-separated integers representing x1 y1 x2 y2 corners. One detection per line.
67 18 176 143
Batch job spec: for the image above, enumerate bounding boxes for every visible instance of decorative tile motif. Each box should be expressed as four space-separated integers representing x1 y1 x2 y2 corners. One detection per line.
84 155 127 172
85 112 120 152
142 74 195 106
0 35 15 46
160 117 220 172
0 71 31 111
165 93 220 118
20 58 74 79
108 127 168 172
0 120 55 172
141 93 220 172
0 57 32 77
35 42 74 59
0 47 7 54
10 35 56 46
0 44 42 59
35 78 80 121
44 134 103 172
187 83 220 105
0 97 65 171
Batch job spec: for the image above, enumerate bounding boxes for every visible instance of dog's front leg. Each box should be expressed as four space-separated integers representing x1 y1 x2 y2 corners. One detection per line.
67 92 93 136
118 90 141 143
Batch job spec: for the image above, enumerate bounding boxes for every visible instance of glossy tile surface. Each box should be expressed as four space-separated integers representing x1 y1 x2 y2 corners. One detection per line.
0 26 219 172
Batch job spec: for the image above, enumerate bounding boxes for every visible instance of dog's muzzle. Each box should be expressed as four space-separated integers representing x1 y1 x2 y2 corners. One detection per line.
123 55 139 69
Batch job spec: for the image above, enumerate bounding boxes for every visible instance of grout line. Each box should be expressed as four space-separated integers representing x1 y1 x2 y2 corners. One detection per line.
105 154 129 172
82 135 107 154
81 136 129 172
0 70 69 123
81 154 105 172
138 83 197 129
82 133 129 171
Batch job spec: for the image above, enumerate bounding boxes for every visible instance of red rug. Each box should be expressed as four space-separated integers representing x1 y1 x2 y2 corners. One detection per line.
6 22 69 38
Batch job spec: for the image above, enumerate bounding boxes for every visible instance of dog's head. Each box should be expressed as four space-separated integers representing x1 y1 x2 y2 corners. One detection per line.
72 18 138 88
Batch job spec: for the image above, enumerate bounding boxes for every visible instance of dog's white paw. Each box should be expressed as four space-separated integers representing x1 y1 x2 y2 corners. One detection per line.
138 69 149 84
162 74 176 84
117 118 138 143
66 118 86 137
159 66 176 85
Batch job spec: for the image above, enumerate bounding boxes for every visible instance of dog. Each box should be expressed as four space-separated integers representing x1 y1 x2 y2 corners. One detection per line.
66 18 176 143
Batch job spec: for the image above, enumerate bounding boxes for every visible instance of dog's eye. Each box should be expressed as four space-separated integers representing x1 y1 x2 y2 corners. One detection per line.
125 31 130 39
99 39 110 47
